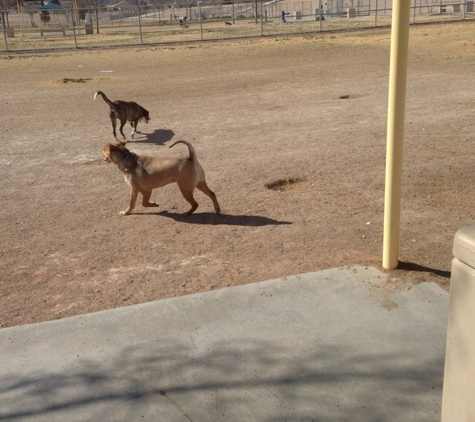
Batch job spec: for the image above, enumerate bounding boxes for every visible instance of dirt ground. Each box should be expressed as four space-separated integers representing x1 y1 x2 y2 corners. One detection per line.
1 21 474 328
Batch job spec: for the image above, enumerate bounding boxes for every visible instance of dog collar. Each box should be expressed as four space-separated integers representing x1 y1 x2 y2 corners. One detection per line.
120 151 131 172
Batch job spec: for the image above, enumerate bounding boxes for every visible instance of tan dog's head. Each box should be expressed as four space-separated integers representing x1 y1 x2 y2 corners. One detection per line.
100 141 128 164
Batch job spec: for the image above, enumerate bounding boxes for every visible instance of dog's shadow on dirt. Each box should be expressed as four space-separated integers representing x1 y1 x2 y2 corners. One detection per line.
146 211 292 227
133 129 175 145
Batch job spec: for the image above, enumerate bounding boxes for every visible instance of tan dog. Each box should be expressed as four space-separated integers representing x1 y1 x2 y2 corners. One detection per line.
100 140 221 216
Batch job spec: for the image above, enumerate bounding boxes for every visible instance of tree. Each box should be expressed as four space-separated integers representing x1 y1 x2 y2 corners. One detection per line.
0 0 17 27
22 0 44 27
40 9 51 23
77 0 101 33
148 0 167 22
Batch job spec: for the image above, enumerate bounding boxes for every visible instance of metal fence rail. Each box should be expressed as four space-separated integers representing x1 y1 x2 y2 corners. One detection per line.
1 0 474 52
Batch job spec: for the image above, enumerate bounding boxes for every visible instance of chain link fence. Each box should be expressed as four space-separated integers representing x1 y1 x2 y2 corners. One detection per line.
1 0 474 52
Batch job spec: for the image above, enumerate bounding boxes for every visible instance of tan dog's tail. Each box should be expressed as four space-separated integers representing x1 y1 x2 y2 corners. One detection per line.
169 140 197 163
94 90 115 108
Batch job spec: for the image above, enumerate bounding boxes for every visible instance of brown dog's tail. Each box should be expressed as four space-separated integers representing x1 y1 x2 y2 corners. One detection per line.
94 91 115 108
169 140 197 163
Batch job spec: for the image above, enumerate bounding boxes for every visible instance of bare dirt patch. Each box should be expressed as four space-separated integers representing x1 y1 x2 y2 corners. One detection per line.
1 22 474 328
265 177 308 191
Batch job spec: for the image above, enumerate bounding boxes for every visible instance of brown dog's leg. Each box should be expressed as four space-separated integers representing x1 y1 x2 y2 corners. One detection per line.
130 120 138 139
141 190 159 208
119 118 127 140
196 181 221 214
121 188 139 215
111 117 119 140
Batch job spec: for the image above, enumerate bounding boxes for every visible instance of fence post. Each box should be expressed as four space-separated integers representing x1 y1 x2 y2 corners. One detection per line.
1 12 9 52
137 7 143 45
319 0 323 30
198 1 203 41
94 7 99 34
374 0 378 26
260 0 264 35
71 10 78 49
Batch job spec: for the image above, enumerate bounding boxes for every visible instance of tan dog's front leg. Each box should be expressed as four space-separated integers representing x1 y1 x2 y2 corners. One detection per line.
121 188 139 215
141 190 159 208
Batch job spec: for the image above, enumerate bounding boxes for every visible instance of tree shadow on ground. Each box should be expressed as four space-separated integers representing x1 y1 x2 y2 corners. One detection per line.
0 338 444 422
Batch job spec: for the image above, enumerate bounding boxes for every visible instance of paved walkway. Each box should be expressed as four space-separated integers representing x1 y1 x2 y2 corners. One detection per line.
0 266 448 421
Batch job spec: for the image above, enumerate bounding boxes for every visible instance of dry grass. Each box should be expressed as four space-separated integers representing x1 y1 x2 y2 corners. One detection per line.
3 12 473 51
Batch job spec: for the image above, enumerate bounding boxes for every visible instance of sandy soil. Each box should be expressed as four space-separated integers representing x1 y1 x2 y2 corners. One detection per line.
1 21 474 328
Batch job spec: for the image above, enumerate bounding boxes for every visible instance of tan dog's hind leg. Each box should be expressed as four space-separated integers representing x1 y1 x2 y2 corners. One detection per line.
179 186 199 216
141 190 159 208
121 188 139 215
196 181 221 214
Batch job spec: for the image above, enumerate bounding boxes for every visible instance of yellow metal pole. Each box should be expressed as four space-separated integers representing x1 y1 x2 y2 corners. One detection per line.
382 0 411 269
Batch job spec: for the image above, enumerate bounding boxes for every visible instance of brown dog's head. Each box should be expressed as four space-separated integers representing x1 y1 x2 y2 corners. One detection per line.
100 141 128 164
141 108 150 124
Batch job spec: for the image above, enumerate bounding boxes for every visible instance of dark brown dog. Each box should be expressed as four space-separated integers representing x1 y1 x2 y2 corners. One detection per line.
94 91 150 141
100 140 221 216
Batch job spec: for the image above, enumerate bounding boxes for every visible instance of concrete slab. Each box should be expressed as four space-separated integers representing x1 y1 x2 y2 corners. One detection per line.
0 266 448 421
